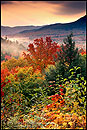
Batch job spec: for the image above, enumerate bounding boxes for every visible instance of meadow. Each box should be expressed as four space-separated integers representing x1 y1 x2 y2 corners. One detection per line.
1 34 86 129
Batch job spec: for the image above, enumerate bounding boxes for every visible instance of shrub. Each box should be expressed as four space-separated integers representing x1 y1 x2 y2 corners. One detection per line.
1 57 29 71
3 66 46 108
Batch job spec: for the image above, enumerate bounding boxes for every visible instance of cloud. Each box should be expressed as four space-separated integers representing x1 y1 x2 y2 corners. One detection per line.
46 1 86 6
1 1 86 15
1 1 13 4
47 1 86 15
45 1 65 4
1 1 33 5
1 1 86 26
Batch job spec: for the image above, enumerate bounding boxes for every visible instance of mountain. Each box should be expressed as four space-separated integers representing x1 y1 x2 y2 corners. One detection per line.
37 15 86 30
1 25 42 36
1 15 86 37
8 15 85 44
16 15 86 35
1 15 86 49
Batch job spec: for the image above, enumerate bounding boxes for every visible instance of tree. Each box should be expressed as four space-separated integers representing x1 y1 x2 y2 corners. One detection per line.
55 33 80 77
23 37 59 72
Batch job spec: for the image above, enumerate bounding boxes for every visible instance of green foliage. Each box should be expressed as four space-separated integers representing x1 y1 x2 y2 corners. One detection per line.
44 62 68 84
55 33 80 77
1 52 6 61
4 67 46 108
78 54 86 78
45 65 57 82
45 66 86 112
59 66 86 113
45 52 86 83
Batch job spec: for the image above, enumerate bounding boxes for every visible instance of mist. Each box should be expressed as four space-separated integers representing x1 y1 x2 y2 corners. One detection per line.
1 37 28 57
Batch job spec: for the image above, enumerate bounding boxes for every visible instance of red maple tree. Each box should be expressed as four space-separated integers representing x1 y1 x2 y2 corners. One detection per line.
23 37 60 72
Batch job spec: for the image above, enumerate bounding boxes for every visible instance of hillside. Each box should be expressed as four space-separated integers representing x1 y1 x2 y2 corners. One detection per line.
16 15 86 35
1 25 42 36
1 15 86 49
2 15 86 37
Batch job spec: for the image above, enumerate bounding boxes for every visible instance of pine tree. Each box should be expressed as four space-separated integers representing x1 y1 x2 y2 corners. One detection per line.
55 33 79 77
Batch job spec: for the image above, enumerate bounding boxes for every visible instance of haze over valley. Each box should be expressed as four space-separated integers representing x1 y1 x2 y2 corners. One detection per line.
1 15 86 51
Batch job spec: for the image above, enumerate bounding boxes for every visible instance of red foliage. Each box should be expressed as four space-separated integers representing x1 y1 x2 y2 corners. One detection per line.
10 66 19 74
49 85 52 87
46 83 66 110
5 55 11 60
1 67 10 97
23 37 60 72
59 88 64 92
1 88 4 97
79 48 86 55
1 67 10 83
60 93 64 96
81 51 86 55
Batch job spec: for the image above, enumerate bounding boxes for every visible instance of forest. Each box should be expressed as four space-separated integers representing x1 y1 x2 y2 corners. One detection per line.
1 34 86 129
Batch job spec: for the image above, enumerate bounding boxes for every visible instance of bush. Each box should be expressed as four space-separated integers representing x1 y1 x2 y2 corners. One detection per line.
78 54 86 78
1 57 29 71
3 66 46 108
45 66 86 110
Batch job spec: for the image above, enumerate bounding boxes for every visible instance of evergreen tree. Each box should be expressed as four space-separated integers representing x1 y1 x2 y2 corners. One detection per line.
55 33 79 77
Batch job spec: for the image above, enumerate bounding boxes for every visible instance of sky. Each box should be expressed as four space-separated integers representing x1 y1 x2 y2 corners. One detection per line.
1 1 86 27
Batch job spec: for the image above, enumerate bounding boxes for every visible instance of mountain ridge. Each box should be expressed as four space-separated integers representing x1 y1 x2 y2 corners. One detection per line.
1 15 86 36
16 15 86 35
1 25 42 36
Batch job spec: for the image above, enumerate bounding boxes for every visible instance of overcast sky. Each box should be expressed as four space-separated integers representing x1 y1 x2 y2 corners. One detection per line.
1 1 86 27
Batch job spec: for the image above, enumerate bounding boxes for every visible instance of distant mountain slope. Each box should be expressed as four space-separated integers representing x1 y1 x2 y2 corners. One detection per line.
16 15 86 35
37 15 86 30
1 25 42 36
1 15 86 49
1 15 86 37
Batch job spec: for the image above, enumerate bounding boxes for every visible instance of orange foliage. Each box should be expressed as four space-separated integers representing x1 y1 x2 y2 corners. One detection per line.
79 48 86 55
1 67 11 97
23 37 60 72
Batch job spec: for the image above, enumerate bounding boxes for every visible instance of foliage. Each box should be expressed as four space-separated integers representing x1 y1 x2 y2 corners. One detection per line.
1 57 29 71
45 66 86 109
79 48 86 55
2 66 46 109
65 67 86 109
78 54 86 78
45 64 58 82
23 37 59 72
1 51 11 61
15 67 46 106
45 34 86 81
55 33 80 77
1 35 86 129
1 67 11 97
2 67 86 129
